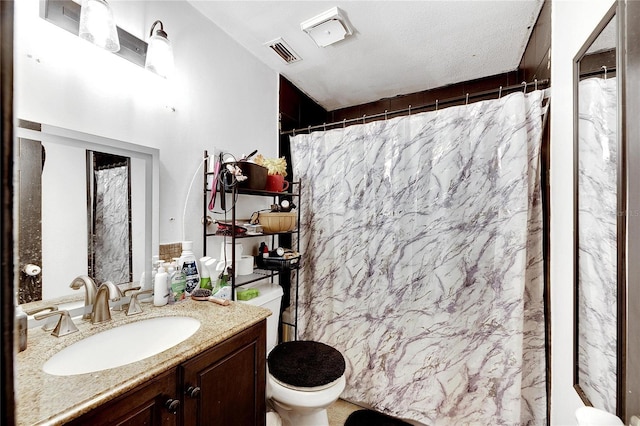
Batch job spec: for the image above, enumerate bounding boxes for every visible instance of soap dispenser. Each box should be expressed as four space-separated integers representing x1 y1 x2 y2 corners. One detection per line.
153 263 169 307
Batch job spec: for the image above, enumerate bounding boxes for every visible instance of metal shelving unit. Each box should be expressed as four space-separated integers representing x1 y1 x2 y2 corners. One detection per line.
202 150 301 341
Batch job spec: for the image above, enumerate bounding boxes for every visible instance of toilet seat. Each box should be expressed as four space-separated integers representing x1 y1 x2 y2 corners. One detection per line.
267 340 346 389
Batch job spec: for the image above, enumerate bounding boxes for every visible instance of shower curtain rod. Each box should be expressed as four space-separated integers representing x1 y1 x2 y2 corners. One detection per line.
281 78 550 136
580 65 616 79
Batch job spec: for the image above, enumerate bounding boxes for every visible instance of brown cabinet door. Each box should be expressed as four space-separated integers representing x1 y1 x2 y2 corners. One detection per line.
67 370 178 426
180 320 266 426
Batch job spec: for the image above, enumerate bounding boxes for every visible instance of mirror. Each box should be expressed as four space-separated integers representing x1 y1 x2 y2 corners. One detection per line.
573 4 621 416
14 122 159 302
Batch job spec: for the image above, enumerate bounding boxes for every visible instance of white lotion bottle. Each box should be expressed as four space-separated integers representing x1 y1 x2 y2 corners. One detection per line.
153 263 169 307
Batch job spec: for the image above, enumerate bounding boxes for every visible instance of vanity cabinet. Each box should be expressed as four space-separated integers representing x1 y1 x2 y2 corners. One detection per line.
66 370 178 426
180 320 266 426
66 321 266 426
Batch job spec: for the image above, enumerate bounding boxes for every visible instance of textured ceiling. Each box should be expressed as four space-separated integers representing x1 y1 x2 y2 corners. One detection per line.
188 1 544 111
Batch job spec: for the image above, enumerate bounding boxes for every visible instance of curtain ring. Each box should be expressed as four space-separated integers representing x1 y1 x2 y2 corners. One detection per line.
522 81 527 93
602 65 608 80
465 93 469 105
534 79 538 91
435 100 439 111
498 86 502 99
384 110 388 120
293 129 296 137
408 105 412 116
323 123 326 131
343 119 346 128
362 114 366 124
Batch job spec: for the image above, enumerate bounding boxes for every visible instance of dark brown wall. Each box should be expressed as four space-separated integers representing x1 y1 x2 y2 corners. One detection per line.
519 0 551 82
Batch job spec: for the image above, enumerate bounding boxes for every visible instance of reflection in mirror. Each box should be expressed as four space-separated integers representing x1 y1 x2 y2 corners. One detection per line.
574 7 619 415
88 151 132 285
15 122 158 304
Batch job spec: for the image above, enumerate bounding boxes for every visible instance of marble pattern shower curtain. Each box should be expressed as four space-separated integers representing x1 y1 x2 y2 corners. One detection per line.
290 90 547 425
577 77 618 412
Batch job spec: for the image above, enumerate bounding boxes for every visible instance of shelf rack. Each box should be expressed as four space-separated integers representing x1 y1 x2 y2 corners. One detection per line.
202 150 301 341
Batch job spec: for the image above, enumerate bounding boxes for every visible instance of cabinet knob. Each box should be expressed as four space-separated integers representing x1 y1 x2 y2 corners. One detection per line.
185 386 201 398
164 398 180 414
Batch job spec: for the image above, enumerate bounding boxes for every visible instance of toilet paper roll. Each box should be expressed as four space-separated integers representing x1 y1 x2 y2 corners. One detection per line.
237 255 254 276
220 241 243 264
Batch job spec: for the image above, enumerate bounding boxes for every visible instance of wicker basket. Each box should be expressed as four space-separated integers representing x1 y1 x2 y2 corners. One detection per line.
258 211 297 233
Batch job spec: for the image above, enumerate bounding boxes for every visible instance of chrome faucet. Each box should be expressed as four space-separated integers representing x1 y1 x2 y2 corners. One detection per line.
70 275 98 320
91 281 121 324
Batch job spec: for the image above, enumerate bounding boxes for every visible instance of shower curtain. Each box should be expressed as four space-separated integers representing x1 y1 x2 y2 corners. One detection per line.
577 76 618 413
290 90 547 425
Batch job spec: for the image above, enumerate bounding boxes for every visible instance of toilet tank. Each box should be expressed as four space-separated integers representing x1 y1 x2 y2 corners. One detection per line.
237 282 283 354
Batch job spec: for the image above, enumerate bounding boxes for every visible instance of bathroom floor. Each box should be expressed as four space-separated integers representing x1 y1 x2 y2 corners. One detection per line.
327 398 363 425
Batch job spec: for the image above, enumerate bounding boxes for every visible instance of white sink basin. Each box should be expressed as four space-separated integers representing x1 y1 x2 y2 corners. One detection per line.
43 316 201 376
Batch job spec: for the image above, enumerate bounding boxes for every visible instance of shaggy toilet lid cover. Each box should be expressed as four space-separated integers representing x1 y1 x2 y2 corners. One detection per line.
268 340 345 388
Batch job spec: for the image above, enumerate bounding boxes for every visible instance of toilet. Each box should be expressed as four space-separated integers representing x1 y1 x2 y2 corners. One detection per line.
267 340 346 426
238 281 346 426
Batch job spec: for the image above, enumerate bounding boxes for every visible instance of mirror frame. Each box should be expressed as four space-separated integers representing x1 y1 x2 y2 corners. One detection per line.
14 122 159 302
622 0 640 420
572 0 625 418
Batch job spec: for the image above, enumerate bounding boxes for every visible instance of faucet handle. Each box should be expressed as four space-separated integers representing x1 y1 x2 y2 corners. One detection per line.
113 286 141 311
126 289 153 316
25 305 59 331
34 310 79 337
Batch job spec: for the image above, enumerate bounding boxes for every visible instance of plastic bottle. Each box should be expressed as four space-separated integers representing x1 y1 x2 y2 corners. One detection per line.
179 241 200 294
166 263 176 305
170 262 187 302
199 256 213 290
153 263 169 307
212 269 232 300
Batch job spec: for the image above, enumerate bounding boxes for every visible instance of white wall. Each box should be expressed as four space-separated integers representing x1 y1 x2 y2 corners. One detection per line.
14 0 279 288
550 0 616 424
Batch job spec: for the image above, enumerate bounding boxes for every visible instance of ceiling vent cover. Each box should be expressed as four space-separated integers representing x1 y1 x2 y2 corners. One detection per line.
266 38 301 64
300 7 353 48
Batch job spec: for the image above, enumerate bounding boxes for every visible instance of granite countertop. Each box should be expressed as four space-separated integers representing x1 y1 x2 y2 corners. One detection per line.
15 297 271 426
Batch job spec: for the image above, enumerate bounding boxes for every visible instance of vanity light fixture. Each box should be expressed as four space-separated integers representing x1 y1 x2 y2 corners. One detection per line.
145 20 174 78
300 7 354 48
78 0 120 52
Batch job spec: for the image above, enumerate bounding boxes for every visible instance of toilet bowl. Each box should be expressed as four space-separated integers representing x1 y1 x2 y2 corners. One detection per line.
266 340 346 426
267 372 346 426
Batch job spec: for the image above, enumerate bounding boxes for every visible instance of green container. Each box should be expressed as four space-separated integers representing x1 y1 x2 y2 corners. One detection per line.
237 288 259 301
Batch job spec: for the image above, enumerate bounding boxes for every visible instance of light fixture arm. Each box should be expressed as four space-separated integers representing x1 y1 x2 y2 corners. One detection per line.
149 20 167 38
